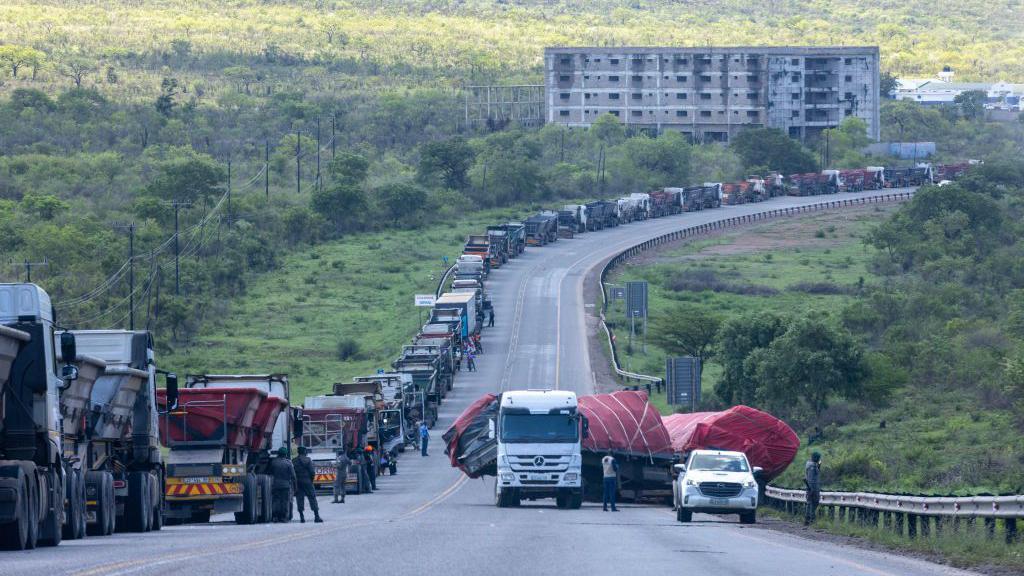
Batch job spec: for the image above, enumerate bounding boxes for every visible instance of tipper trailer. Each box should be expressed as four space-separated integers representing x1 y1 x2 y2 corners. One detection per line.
302 395 371 494
524 213 558 246
158 374 299 525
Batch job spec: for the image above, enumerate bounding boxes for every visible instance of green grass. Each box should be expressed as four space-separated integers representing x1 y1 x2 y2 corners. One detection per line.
163 205 532 403
761 507 1024 571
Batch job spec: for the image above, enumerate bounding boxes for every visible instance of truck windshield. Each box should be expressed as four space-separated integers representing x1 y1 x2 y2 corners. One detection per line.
500 414 578 443
688 454 749 472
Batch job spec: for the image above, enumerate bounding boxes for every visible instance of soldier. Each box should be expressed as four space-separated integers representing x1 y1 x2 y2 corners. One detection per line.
804 452 822 526
292 446 323 523
332 450 350 504
269 447 296 523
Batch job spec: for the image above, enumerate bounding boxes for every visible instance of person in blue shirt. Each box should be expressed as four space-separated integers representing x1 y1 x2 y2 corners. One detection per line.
419 421 430 457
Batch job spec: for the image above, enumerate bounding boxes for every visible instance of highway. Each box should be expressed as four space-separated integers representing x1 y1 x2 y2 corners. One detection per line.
3 189 979 576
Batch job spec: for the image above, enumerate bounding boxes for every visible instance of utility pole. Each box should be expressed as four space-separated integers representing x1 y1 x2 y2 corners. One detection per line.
316 116 322 193
163 200 192 295
296 129 301 195
10 259 47 282
265 139 270 202
331 113 337 159
481 161 487 199
113 222 136 330
226 155 232 225
560 130 565 162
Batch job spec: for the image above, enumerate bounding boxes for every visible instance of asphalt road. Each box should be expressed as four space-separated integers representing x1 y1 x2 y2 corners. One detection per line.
4 189 979 576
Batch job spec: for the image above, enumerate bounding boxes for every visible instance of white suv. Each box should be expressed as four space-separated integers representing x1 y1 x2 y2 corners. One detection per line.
673 449 761 524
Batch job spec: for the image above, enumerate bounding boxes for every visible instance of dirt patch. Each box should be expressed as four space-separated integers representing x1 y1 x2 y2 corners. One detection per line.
583 252 625 394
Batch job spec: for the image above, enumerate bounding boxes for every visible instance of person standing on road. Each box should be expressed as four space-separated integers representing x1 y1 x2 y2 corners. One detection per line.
466 349 476 372
292 446 323 523
419 421 430 456
804 452 822 526
602 453 619 512
488 309 495 327
332 450 350 504
269 447 296 522
364 446 378 491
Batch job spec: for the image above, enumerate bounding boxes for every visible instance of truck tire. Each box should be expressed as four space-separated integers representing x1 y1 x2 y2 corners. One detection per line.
569 490 583 510
39 468 63 546
0 469 30 550
87 471 115 536
677 508 692 523
126 471 151 532
740 510 757 525
555 492 567 509
234 474 258 525
24 469 39 549
257 475 273 523
150 473 163 531
63 468 85 540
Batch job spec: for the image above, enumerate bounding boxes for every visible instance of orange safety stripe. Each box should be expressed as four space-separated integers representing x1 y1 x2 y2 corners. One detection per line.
165 482 242 498
314 474 336 483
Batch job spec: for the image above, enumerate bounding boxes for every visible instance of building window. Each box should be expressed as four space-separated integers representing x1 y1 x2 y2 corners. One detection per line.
748 75 759 82
844 58 852 65
700 75 712 82
700 110 712 117
559 110 570 116
595 58 601 63
676 110 688 117
609 75 619 82
791 73 800 82
584 93 591 99
676 57 688 65
610 110 620 117
747 111 758 118
844 92 854 101
791 58 799 65
733 58 740 63
631 110 643 117
792 110 800 117
610 58 619 65
559 92 570 100
632 75 642 82
747 92 758 99
609 93 620 100
845 75 853 82
845 109 853 116
631 93 642 100
561 57 572 65
792 92 800 100
559 75 570 82
584 75 590 80
676 93 687 100
676 75 687 82
700 93 712 100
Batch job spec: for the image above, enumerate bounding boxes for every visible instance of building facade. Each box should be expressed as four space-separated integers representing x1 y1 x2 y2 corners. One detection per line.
544 46 880 142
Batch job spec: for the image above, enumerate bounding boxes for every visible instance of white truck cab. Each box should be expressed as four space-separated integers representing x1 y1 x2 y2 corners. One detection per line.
673 449 761 524
493 390 584 509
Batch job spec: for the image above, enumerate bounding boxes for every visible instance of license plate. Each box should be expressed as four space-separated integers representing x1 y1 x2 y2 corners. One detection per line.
316 468 333 475
709 498 729 506
183 477 210 484
527 473 549 481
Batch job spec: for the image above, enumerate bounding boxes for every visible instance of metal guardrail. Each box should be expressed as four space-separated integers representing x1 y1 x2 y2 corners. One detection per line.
597 192 916 386
435 264 456 299
764 485 1023 543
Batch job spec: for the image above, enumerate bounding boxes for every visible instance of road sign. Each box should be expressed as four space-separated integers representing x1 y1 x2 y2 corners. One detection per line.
666 357 701 410
610 287 625 300
625 281 648 319
414 294 436 307
442 255 449 265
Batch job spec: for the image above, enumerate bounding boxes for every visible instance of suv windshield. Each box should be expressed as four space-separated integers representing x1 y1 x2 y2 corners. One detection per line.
500 413 578 443
688 453 749 472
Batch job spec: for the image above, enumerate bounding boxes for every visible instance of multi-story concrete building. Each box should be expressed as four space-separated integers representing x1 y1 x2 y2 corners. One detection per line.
544 46 880 142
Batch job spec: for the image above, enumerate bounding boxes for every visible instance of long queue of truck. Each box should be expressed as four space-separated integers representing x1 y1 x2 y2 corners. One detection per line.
1 159 975 550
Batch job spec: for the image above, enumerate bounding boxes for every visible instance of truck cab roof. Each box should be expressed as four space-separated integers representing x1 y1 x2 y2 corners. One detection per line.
0 283 53 324
500 389 578 413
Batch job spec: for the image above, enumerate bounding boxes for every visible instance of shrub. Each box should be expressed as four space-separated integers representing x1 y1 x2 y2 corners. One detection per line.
336 338 361 361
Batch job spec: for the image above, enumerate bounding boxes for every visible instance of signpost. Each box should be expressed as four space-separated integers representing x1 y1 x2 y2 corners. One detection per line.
625 281 648 353
666 357 701 411
414 294 437 307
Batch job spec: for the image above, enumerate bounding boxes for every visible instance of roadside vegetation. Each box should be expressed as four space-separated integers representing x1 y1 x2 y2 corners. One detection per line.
611 161 1024 496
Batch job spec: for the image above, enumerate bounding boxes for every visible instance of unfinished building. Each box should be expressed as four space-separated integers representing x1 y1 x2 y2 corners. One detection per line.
544 46 880 142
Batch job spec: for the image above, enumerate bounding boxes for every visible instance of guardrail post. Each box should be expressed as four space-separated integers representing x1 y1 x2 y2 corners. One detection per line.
882 511 892 530
827 505 835 521
894 512 904 535
985 518 996 540
907 514 918 539
934 517 944 536
838 506 846 522
919 515 930 538
1007 518 1018 544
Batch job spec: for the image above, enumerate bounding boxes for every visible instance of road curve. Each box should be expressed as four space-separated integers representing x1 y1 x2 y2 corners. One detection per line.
3 189 978 576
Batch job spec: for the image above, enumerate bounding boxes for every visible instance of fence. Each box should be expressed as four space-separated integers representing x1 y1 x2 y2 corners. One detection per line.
765 485 1024 544
597 192 916 387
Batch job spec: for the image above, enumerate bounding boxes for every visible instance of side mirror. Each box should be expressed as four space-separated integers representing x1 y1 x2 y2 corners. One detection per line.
581 416 590 440
164 373 179 410
60 332 77 363
487 418 495 440
292 408 304 440
673 464 687 475
752 466 764 476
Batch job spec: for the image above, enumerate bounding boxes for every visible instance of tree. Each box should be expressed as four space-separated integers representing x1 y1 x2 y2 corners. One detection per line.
417 137 474 189
730 127 817 174
0 46 45 79
750 317 869 420
879 71 898 99
58 56 95 88
822 117 871 168
375 181 427 223
155 77 180 117
328 152 369 185
650 304 722 376
590 113 625 145
144 149 226 203
715 311 789 406
954 90 988 121
311 183 367 235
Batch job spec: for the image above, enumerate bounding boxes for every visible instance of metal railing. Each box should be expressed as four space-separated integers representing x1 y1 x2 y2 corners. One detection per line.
597 192 916 386
435 264 456 298
764 485 1023 543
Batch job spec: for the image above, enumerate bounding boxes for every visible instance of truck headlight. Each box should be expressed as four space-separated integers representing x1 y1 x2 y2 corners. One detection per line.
500 473 514 482
563 473 578 482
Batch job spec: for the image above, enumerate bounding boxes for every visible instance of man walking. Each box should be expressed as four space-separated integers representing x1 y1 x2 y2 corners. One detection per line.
332 450 350 504
804 451 822 526
269 447 296 522
488 308 495 327
292 446 323 523
602 453 619 512
466 349 476 372
419 421 430 457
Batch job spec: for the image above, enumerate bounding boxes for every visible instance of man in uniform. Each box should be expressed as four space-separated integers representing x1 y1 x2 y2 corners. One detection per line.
804 451 822 526
269 446 296 523
333 450 350 504
292 446 323 523
363 446 378 491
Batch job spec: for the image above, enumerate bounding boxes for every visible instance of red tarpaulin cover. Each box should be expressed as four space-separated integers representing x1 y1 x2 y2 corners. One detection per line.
578 391 673 460
249 396 287 452
156 388 265 447
663 405 800 480
444 393 498 471
301 407 366 453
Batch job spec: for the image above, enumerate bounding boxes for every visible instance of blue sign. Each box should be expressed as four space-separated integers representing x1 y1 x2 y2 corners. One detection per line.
377 368 385 375
442 256 449 264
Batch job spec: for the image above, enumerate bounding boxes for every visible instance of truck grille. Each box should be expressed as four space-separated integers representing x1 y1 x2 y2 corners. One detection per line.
508 455 570 472
699 482 742 498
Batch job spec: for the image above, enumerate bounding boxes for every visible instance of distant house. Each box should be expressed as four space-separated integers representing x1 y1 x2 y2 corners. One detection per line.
895 69 1024 110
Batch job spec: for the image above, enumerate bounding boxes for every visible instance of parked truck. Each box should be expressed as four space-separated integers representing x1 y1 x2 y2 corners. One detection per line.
0 283 77 549
435 291 479 336
585 201 617 230
486 227 510 267
302 393 371 494
158 374 297 525
500 222 527 257
61 330 168 536
524 213 558 246
463 235 494 270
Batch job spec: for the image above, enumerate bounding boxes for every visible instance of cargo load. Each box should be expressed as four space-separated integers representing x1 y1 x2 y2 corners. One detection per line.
157 387 265 447
577 391 673 459
442 393 499 478
662 405 800 481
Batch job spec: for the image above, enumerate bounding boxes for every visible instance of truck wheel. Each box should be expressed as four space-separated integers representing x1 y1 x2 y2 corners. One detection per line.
677 508 692 523
235 474 258 525
740 510 757 525
39 468 63 546
24 470 39 549
569 490 583 510
555 492 567 509
63 468 84 540
150 473 163 531
86 471 116 536
258 475 273 523
127 471 151 532
0 470 30 550
494 482 509 508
